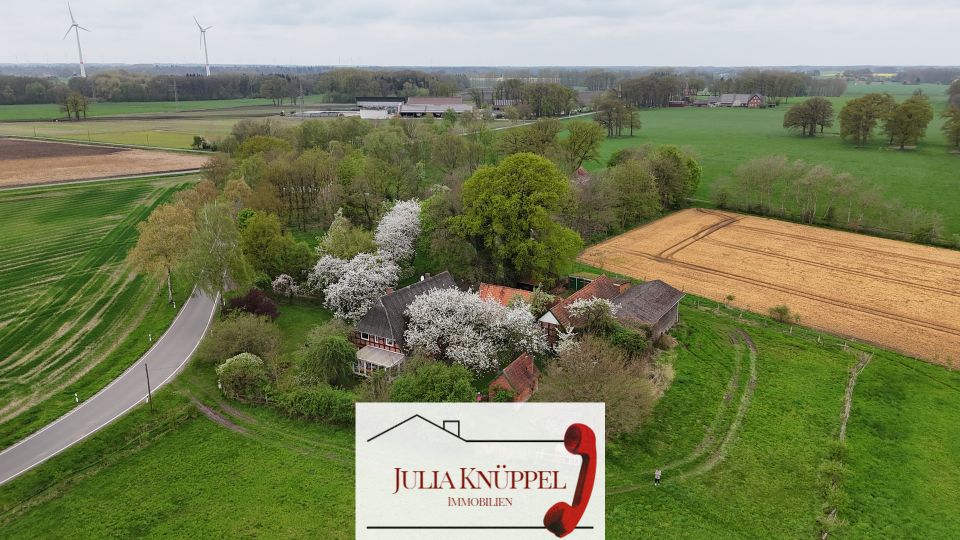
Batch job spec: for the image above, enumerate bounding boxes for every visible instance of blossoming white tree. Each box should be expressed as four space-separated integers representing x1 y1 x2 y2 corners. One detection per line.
322 253 399 322
404 288 547 372
566 297 620 329
305 255 347 295
375 199 421 263
271 274 300 300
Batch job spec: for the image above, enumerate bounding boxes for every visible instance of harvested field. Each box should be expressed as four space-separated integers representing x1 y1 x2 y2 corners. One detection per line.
580 209 960 365
0 139 208 186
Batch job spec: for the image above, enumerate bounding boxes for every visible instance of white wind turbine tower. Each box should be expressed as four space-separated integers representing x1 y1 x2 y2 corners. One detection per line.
194 17 213 76
63 3 90 78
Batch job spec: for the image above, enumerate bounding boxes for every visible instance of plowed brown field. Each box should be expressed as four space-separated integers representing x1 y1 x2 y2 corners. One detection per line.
0 139 208 186
580 209 960 365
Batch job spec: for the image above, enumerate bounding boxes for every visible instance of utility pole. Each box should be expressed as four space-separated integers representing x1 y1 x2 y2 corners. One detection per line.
144 363 154 412
299 80 304 116
172 79 180 112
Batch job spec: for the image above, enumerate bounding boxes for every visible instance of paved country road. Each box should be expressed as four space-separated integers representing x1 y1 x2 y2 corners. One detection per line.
0 289 218 486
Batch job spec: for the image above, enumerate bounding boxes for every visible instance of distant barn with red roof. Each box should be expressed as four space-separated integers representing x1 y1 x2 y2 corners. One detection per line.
488 352 540 402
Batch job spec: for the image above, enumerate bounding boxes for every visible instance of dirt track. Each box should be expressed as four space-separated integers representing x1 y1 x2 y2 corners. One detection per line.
580 209 960 366
0 139 208 186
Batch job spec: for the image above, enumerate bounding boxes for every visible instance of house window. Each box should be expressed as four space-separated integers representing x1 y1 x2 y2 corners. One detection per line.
385 338 394 346
360 332 369 340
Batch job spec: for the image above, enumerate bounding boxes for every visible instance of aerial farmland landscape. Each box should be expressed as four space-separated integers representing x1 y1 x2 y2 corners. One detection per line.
0 1 958 539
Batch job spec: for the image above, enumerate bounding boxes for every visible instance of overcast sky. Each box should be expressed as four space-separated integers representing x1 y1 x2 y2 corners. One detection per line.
1 1 956 67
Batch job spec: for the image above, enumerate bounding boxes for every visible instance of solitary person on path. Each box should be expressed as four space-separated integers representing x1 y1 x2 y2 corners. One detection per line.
654 468 662 486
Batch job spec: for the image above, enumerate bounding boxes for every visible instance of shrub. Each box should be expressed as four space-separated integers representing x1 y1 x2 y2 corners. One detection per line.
654 334 677 350
536 335 654 439
216 353 268 400
769 304 800 324
276 386 355 425
390 361 475 402
199 313 281 364
297 334 356 387
492 389 516 402
225 288 280 320
610 326 650 356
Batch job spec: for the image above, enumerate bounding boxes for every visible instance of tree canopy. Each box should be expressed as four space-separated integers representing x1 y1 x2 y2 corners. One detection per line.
456 153 583 284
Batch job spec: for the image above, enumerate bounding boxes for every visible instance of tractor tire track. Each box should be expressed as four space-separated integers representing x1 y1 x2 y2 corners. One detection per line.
619 248 960 339
701 237 960 299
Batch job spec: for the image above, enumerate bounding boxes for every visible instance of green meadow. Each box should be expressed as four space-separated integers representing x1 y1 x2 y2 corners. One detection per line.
591 83 960 236
0 95 332 122
0 176 195 448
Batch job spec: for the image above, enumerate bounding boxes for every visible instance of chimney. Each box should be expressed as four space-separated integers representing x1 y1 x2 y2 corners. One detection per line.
421 272 431 282
442 420 460 436
385 287 394 295
618 282 631 294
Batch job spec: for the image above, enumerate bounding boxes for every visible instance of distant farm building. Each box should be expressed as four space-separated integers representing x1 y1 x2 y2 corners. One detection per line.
356 97 405 110
717 93 766 108
488 352 540 402
353 272 457 377
400 96 473 117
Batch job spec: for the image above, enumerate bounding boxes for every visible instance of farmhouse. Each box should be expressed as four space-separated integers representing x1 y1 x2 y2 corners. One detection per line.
488 352 540 402
717 93 766 108
478 283 531 306
539 275 627 339
538 275 684 340
353 272 457 377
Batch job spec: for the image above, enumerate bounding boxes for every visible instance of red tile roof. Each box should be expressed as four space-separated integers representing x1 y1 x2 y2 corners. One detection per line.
489 352 540 402
549 275 625 328
478 283 532 306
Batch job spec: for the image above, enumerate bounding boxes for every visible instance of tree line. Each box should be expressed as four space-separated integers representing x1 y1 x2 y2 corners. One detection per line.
712 155 952 245
0 68 466 106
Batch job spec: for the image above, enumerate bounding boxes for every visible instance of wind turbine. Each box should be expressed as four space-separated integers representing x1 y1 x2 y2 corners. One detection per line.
194 17 213 76
63 3 90 78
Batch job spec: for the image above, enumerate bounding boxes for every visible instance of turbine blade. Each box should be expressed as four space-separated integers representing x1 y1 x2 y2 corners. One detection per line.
63 26 73 40
78 25 90 32
204 26 213 31
194 16 203 30
68 3 76 24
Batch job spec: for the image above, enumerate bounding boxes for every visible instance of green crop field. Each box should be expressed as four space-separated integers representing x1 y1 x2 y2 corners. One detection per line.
0 118 246 150
3 287 958 538
0 177 196 448
0 95 333 122
590 83 960 237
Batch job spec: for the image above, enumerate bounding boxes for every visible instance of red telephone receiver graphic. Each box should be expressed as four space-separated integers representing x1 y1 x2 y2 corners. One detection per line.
544 423 597 538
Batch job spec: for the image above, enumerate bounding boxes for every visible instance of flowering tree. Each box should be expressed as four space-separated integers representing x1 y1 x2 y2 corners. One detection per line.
375 199 421 263
305 255 348 295
323 253 399 323
271 274 300 300
405 288 547 372
566 297 620 331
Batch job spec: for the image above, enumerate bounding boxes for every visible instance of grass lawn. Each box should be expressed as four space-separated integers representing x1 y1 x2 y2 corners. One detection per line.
0 95 333 122
0 118 246 150
0 176 196 447
588 83 960 237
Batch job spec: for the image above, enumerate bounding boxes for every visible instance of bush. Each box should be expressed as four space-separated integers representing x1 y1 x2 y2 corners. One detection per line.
216 353 269 400
391 361 475 402
492 389 515 402
298 334 356 387
536 335 654 439
200 313 281 364
769 304 800 324
610 326 650 356
225 288 280 320
276 386 355 425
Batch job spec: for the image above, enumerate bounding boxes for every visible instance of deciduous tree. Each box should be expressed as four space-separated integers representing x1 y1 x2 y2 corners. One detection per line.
884 94 934 149
456 153 583 283
127 202 195 303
